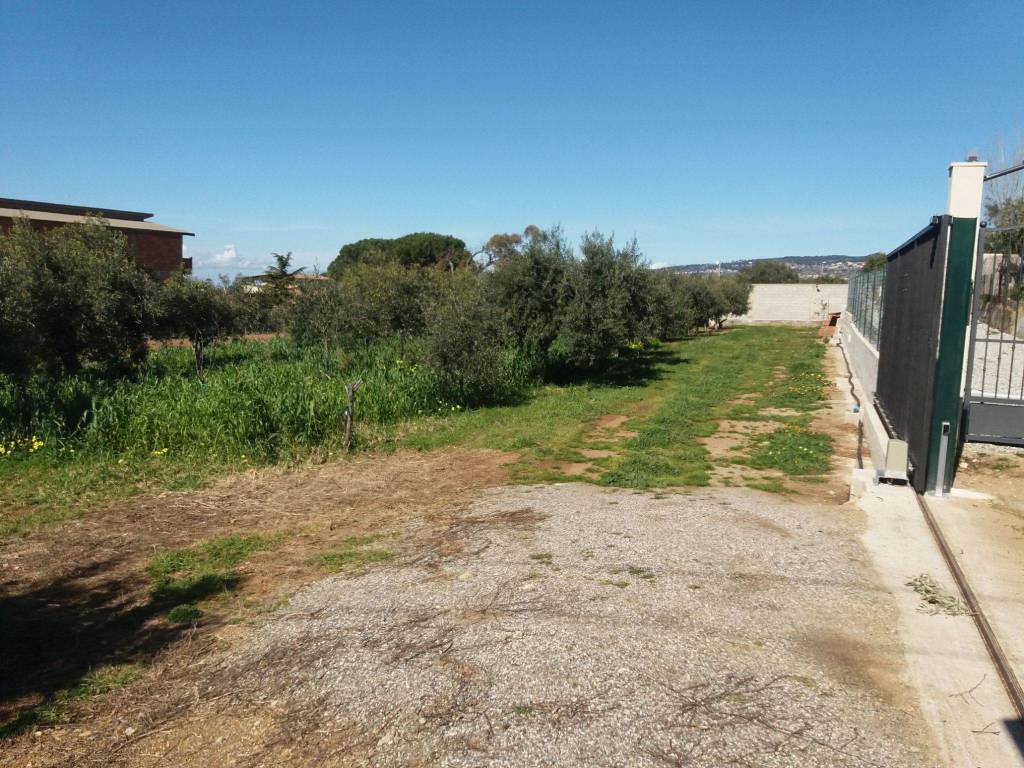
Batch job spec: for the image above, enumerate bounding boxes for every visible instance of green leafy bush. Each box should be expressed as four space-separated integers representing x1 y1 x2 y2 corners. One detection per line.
485 226 572 372
155 276 242 374
0 219 157 377
423 272 530 405
288 261 438 349
552 233 652 370
738 260 799 283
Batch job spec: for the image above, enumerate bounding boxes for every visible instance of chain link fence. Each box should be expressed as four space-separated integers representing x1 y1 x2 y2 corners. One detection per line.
847 268 886 348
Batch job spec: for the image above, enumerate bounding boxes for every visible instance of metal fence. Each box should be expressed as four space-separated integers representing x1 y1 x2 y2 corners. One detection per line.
846 267 886 348
963 222 1024 444
964 158 1024 445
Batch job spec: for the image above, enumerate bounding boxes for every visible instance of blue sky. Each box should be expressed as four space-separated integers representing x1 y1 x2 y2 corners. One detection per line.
2 1 1022 279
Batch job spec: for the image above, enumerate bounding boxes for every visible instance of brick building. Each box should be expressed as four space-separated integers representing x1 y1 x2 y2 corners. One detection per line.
0 197 193 278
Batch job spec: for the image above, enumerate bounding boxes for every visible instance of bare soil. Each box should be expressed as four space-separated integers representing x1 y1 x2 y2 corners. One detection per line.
585 414 639 441
0 449 514 730
702 346 856 500
16 482 932 767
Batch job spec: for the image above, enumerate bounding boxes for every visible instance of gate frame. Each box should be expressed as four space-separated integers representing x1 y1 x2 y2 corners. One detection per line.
922 162 985 494
962 164 1024 447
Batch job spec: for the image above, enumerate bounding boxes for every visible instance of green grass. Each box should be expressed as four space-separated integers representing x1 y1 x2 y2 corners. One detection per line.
165 603 203 625
316 548 393 573
739 424 833 477
0 664 140 739
747 479 791 494
314 534 394 573
402 326 831 489
0 336 520 536
147 534 280 617
1 326 835 536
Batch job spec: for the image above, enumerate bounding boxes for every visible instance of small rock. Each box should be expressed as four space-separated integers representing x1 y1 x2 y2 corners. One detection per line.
458 572 471 581
124 727 136 736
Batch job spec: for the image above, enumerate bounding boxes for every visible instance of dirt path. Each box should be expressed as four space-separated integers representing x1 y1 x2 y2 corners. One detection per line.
0 449 514 730
934 445 1024 687
14 483 935 767
1 343 940 766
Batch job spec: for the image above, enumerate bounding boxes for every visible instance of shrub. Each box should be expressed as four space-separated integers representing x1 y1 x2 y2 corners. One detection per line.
423 272 528 405
0 224 39 375
0 219 157 377
711 277 751 328
680 277 723 332
551 233 651 370
222 275 280 333
485 226 572 372
286 279 349 352
649 271 697 339
288 261 439 349
738 260 799 284
156 276 242 374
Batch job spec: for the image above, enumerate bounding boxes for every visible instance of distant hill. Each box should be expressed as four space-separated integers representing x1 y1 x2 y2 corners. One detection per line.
660 255 867 280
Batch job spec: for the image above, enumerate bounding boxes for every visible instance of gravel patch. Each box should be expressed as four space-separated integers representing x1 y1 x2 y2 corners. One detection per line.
169 483 935 767
970 322 1024 399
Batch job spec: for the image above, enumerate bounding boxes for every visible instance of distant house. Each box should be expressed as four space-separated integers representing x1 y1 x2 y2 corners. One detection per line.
0 197 193 279
237 271 328 293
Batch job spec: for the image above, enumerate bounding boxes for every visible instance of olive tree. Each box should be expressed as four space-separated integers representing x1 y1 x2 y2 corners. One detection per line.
156 276 241 375
0 218 156 377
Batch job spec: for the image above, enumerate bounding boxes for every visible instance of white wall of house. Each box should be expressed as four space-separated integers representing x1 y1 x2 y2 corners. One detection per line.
734 283 849 324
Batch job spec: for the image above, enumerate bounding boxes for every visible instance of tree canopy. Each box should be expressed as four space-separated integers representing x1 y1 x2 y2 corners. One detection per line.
862 252 887 272
327 233 471 277
738 260 799 283
0 219 156 377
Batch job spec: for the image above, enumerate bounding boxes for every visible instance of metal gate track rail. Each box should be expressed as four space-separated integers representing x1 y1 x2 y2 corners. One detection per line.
914 492 1024 720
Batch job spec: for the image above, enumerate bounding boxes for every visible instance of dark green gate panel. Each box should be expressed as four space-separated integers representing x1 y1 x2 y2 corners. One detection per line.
875 217 948 492
926 216 977 492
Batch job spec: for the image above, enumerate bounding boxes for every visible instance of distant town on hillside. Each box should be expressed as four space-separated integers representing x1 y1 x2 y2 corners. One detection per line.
661 254 868 279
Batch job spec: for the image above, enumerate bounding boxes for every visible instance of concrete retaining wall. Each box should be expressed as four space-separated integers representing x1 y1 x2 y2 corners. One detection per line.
736 283 849 324
835 313 908 482
837 313 879 398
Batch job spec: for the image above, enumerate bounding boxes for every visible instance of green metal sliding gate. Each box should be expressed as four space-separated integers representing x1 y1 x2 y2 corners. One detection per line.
852 160 1023 492
873 215 972 494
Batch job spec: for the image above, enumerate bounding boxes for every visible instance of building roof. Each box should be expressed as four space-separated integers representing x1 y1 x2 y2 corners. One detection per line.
0 197 194 236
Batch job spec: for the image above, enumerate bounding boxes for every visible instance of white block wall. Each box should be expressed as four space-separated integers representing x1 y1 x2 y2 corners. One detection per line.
735 283 849 324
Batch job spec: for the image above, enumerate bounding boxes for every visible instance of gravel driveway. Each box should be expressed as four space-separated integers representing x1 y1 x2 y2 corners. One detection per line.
155 482 935 767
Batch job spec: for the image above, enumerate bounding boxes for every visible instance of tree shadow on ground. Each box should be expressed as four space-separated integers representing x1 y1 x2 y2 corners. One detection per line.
0 554 192 730
545 344 690 388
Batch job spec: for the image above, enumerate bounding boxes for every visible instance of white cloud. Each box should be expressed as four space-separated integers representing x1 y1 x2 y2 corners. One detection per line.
193 244 260 270
208 244 240 265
